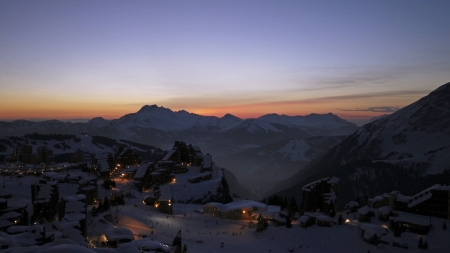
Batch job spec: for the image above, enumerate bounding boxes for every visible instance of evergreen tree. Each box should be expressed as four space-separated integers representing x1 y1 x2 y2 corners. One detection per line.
338 214 343 225
423 241 428 249
98 201 104 213
418 237 423 249
172 230 182 253
256 213 268 232
183 243 188 253
103 196 110 211
285 215 292 228
288 196 298 218
444 222 447 231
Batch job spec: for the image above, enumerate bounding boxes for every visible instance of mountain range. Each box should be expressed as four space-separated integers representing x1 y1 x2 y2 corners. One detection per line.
0 105 359 198
266 82 450 206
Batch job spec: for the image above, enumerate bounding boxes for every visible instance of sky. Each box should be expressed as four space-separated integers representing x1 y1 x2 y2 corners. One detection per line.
1 0 449 125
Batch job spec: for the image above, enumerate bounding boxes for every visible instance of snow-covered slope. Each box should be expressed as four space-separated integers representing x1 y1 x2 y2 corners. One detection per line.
335 82 450 174
268 82 450 205
258 112 356 129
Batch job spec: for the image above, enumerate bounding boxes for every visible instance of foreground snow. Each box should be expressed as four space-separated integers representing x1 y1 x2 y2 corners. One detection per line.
2 175 450 253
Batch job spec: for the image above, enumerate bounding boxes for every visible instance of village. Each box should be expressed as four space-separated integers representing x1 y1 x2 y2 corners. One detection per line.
1 138 450 252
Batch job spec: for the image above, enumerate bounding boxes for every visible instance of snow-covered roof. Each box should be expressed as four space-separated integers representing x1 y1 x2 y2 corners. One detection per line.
62 212 86 222
298 216 311 223
162 149 176 161
360 224 388 240
121 238 171 252
7 224 44 235
358 206 370 215
97 159 110 172
204 199 267 212
188 171 212 181
389 211 431 226
134 165 148 179
159 185 172 201
2 202 27 212
378 206 392 215
345 201 359 209
0 219 13 228
104 227 134 241
316 215 333 222
0 211 22 219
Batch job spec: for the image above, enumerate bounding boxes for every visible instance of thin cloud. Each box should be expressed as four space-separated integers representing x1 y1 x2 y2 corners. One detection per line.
338 106 400 113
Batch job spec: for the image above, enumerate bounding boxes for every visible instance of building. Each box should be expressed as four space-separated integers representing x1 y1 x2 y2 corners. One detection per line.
390 184 450 219
134 163 153 192
203 199 267 220
201 154 212 172
188 171 212 183
31 181 59 222
104 227 134 247
389 211 431 235
154 185 173 215
58 194 87 238
300 177 339 215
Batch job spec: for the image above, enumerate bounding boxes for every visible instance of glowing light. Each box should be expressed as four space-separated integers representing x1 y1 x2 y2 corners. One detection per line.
242 210 246 214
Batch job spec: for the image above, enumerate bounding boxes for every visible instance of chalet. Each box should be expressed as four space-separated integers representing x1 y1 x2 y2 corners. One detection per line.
203 199 267 220
344 201 360 213
358 206 375 222
104 227 135 248
360 223 389 245
369 194 390 209
125 165 138 179
154 185 173 215
300 177 339 215
0 211 22 224
316 215 334 227
378 206 393 221
299 215 315 228
96 159 111 178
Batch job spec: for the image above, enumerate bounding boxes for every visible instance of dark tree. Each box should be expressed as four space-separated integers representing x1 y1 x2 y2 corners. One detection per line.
285 215 292 228
288 196 298 218
444 222 447 231
338 214 343 225
424 241 428 249
103 196 110 211
97 201 104 213
256 213 268 232
172 230 182 253
418 237 423 249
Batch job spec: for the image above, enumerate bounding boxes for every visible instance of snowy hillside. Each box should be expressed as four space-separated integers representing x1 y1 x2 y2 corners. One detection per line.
268 82 450 206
